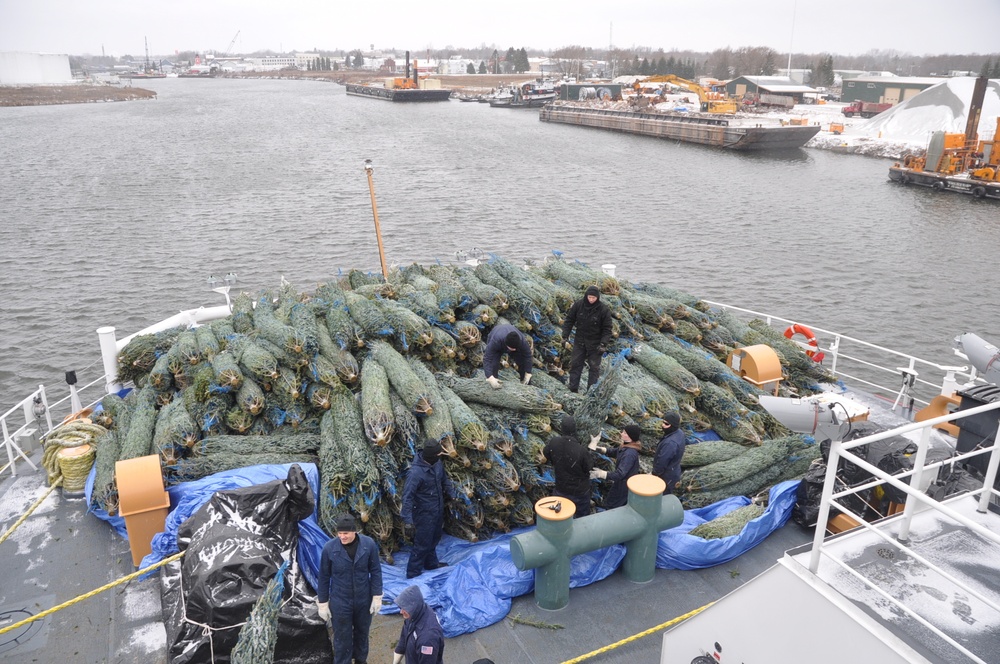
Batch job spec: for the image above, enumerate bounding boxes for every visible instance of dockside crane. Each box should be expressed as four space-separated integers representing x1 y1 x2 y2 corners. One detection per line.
224 30 240 57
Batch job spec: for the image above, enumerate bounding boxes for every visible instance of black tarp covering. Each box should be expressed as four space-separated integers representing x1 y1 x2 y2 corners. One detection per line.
160 464 332 664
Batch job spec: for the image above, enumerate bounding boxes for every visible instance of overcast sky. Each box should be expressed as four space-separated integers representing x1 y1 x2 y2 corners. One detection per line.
2 0 998 58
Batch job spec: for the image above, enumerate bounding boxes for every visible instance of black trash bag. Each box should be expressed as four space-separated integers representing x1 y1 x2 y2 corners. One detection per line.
160 464 332 664
792 459 828 527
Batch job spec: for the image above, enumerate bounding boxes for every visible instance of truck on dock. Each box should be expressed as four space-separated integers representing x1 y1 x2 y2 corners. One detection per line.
842 101 892 118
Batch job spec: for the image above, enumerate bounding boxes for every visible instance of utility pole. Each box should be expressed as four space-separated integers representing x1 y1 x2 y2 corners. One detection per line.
363 160 389 282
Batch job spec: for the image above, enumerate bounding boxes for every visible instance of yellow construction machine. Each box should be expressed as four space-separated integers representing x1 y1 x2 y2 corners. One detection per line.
635 75 738 114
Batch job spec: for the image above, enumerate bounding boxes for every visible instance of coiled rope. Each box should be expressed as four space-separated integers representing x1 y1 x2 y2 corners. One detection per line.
558 601 715 664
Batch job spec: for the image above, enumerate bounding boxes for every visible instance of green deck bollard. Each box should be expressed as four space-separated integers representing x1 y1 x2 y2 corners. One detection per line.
509 474 683 610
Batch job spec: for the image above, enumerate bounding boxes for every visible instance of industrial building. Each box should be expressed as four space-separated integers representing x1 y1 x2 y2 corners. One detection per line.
0 52 73 85
723 75 818 103
840 76 943 104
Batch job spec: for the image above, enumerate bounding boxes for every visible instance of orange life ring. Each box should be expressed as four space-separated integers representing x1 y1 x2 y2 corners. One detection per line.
783 324 825 362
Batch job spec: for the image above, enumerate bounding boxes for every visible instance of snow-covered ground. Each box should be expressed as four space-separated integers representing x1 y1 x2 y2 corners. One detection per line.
650 76 1000 159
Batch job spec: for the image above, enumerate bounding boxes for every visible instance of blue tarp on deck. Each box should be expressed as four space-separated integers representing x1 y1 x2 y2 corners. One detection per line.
117 463 798 637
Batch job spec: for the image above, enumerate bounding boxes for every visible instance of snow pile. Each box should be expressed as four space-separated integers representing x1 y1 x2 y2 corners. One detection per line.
859 77 1000 144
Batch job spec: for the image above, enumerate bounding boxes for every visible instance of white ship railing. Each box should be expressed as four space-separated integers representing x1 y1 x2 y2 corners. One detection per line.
704 300 975 409
804 403 1000 664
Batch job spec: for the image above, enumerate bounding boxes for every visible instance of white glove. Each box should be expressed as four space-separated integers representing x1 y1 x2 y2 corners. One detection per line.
393 653 404 664
587 434 601 451
316 601 331 622
563 340 573 350
522 373 532 385
590 468 607 480
487 376 502 389
370 594 382 615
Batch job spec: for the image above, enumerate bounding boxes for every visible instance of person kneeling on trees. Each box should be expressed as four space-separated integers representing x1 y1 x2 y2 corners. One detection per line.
482 323 533 389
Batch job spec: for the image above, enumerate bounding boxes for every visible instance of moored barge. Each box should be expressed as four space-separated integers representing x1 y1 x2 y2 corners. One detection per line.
539 102 821 150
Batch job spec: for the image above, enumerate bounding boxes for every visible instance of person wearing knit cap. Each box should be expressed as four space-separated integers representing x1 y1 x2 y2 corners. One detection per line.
561 284 613 393
316 513 383 664
392 585 444 664
540 415 594 517
482 322 533 389
588 425 642 509
401 439 456 578
653 412 686 494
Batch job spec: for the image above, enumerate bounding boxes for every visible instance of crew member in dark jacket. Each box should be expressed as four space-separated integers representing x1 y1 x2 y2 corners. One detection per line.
589 424 642 509
540 415 594 517
561 285 613 393
392 585 444 664
482 323 533 388
401 440 455 579
652 412 686 494
316 513 383 664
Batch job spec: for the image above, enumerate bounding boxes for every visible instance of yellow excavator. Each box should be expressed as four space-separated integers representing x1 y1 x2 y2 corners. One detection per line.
635 75 738 114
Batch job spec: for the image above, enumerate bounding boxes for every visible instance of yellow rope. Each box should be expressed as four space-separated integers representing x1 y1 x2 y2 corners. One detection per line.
0 478 62 546
0 550 186 636
559 601 715 664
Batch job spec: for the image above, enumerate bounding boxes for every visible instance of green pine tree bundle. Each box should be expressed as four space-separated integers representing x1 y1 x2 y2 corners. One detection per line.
361 359 395 447
620 290 678 331
91 429 121 514
696 381 750 425
699 329 733 358
634 281 709 312
464 303 499 327
453 321 482 347
526 371 583 414
369 341 432 415
306 383 333 411
271 366 304 403
313 311 339 358
680 437 789 494
230 292 255 334
713 307 752 342
389 389 421 450
570 355 625 440
324 301 364 351
437 374 559 414
481 450 521 493
239 340 280 382
401 264 438 293
174 452 317 484
353 281 397 300
230 561 288 664
236 377 266 415
489 257 557 316
674 320 703 344
93 392 126 430
439 384 488 451
611 384 647 419
195 325 220 361
425 264 476 310
475 262 542 327
429 327 458 361
375 298 434 350
526 413 551 435
631 344 701 395
681 462 786 509
208 318 235 344
117 328 182 385
226 407 256 434
198 393 233 435
211 350 244 390
330 348 360 386
772 441 823 482
309 354 342 388
709 415 763 447
193 433 322 457
542 258 620 296
688 503 766 539
119 386 158 460
248 417 275 436
509 491 538 526
253 294 309 356
288 303 321 357
175 330 201 366
153 396 198 462
328 386 380 494
372 442 402 505
465 402 519 457
348 268 382 289
148 352 174 392
682 439 748 467
456 270 509 312
527 270 577 312
345 291 394 338
406 357 453 447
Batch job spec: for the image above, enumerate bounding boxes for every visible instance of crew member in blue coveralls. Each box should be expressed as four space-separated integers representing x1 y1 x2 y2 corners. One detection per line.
392 585 445 664
482 323 533 389
652 412 686 494
401 440 455 579
588 424 642 509
561 285 613 393
316 513 383 664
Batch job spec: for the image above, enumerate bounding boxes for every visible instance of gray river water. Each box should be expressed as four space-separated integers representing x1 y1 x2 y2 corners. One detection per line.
1 77 998 415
